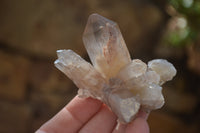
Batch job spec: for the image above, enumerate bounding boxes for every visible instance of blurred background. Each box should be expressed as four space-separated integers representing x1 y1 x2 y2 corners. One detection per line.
0 0 200 132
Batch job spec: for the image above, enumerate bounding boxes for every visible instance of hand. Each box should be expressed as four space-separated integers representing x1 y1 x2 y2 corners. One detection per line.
36 96 149 133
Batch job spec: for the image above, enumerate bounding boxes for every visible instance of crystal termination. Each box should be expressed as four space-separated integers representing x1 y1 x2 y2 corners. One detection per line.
54 13 176 123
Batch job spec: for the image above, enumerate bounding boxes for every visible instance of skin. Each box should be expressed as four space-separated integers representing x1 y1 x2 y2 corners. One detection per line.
36 96 149 133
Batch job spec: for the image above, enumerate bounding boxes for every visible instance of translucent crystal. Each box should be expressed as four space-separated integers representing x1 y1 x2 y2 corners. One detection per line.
117 59 147 81
148 59 177 84
83 13 131 80
138 84 164 110
55 50 106 99
54 14 177 123
108 89 140 123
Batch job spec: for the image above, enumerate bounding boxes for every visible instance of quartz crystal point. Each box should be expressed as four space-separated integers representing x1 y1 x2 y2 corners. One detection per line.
55 50 106 99
54 13 177 123
83 14 131 79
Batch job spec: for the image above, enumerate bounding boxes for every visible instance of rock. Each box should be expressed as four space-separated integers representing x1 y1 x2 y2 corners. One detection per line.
0 0 164 58
0 0 86 58
0 101 32 133
0 50 29 101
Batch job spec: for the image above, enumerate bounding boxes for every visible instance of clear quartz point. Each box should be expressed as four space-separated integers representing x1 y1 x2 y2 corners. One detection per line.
83 13 131 80
54 13 177 123
55 49 106 99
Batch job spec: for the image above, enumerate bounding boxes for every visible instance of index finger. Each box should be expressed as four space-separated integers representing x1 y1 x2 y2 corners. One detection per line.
36 96 102 133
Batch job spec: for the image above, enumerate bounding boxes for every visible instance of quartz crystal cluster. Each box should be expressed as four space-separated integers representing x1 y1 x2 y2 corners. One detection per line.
54 13 176 123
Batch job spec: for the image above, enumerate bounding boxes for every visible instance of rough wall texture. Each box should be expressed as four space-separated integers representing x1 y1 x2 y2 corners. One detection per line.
0 0 164 59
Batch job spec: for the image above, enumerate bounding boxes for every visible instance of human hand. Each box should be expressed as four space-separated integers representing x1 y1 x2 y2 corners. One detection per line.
36 96 149 133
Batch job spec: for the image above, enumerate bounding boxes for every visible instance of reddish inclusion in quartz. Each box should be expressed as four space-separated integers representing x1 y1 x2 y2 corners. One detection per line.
82 14 131 80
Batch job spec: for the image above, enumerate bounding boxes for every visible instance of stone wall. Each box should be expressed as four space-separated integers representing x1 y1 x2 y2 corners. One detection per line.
0 0 199 133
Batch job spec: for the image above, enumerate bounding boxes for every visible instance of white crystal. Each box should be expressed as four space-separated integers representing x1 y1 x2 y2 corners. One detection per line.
117 59 147 81
108 89 140 123
138 84 164 110
54 14 177 123
148 59 177 84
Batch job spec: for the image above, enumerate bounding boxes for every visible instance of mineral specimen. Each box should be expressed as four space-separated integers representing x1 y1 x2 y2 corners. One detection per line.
54 13 176 123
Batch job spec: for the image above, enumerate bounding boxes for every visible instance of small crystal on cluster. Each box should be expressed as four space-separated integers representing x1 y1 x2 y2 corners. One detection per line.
54 13 176 123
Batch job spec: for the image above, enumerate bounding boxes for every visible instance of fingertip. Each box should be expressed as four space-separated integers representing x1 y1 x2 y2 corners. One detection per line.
79 104 117 133
136 109 150 120
35 130 46 133
37 96 103 133
126 118 149 133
